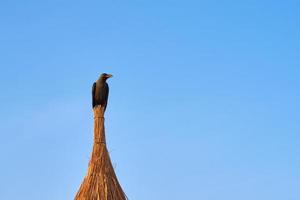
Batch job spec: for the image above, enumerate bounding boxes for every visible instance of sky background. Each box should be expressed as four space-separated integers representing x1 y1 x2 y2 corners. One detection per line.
0 1 300 200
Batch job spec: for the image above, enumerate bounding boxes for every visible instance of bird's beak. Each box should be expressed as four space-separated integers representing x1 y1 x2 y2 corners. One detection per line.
106 74 113 78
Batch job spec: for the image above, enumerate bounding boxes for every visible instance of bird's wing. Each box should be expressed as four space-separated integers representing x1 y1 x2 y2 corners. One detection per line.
104 82 109 111
92 82 96 108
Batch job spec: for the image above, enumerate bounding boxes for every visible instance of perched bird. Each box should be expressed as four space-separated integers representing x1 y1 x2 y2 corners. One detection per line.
92 73 113 111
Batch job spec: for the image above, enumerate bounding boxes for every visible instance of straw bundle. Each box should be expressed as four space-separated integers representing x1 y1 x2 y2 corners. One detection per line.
75 106 127 200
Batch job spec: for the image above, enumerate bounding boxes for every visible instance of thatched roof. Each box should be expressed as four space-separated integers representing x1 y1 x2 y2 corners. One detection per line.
75 106 127 200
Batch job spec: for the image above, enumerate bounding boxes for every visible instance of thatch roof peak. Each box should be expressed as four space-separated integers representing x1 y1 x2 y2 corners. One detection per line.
75 106 127 200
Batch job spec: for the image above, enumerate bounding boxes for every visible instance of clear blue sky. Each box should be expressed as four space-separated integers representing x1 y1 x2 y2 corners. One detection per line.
0 1 299 199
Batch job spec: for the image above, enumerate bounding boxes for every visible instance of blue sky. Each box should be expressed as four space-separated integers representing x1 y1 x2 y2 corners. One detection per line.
0 1 300 199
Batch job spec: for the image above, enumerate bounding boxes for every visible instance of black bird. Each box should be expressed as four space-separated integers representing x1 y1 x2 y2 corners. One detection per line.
92 73 113 111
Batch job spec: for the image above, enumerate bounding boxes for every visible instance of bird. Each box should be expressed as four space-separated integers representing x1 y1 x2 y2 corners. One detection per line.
92 73 113 111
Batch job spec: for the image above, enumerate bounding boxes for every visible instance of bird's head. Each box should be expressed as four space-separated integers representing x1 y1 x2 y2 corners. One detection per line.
99 73 113 81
